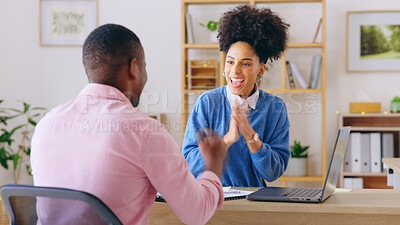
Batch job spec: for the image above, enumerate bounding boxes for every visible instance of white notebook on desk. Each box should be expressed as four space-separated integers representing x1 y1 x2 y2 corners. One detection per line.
156 187 253 202
223 187 253 200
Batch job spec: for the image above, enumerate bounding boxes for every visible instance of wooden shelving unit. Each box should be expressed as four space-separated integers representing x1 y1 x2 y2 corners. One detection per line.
181 0 326 187
338 113 400 189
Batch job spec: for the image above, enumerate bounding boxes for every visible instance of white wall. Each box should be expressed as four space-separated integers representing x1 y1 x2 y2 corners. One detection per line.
0 0 181 185
1 0 400 186
326 0 400 166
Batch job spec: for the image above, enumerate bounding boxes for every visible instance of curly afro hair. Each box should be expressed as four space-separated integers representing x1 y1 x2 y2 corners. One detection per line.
218 4 289 64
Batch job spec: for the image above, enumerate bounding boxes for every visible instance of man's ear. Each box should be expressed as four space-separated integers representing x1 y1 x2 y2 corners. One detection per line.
129 58 137 80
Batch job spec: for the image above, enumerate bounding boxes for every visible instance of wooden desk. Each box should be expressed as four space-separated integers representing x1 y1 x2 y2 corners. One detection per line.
383 158 400 189
148 188 400 225
0 197 9 225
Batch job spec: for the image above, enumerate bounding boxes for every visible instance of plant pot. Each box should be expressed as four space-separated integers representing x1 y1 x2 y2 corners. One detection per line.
390 102 400 113
209 31 218 43
286 157 307 177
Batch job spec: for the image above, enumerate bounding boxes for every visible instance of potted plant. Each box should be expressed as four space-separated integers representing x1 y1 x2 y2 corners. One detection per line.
0 100 46 183
200 18 222 43
390 96 400 113
286 140 309 177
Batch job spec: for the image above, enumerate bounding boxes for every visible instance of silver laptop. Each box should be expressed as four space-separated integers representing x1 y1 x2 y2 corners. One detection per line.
247 127 351 203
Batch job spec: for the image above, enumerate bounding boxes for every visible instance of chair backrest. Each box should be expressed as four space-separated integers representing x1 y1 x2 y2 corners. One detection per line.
0 184 122 225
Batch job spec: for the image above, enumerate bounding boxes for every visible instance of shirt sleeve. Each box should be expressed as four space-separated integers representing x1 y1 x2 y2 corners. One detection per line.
250 101 291 182
142 127 223 225
181 96 210 178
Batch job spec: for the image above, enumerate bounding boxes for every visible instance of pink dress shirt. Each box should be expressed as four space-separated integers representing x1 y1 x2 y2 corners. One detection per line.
31 84 224 225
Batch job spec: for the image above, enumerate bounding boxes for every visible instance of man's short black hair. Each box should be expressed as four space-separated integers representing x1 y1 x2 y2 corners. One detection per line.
82 24 142 84
218 5 289 64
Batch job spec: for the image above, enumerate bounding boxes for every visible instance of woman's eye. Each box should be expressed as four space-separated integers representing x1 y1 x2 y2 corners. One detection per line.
242 62 250 66
226 61 234 64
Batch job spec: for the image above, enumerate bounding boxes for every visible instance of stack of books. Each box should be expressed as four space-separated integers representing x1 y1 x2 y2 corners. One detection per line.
286 55 322 90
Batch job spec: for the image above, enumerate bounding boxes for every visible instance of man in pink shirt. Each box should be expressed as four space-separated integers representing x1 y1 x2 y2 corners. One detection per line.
31 24 227 225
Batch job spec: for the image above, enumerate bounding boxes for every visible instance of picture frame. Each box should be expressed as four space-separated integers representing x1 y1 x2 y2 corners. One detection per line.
40 0 98 46
346 10 400 72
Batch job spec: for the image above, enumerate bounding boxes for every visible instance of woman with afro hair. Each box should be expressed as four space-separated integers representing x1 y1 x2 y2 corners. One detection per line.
182 4 290 187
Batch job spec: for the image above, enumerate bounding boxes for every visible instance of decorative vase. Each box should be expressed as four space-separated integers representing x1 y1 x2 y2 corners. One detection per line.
390 102 400 113
286 157 307 177
209 31 218 43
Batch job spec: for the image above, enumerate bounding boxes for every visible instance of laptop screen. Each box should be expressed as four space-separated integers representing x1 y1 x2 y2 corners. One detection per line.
320 127 351 200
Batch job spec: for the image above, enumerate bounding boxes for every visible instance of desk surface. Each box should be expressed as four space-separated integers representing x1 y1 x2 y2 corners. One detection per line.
148 188 400 225
383 158 400 172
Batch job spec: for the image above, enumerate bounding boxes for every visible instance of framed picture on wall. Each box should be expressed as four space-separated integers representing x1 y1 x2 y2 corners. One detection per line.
40 0 98 46
347 10 400 72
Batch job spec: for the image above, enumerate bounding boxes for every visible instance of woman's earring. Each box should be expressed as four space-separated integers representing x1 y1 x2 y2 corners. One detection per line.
223 71 226 77
259 74 263 81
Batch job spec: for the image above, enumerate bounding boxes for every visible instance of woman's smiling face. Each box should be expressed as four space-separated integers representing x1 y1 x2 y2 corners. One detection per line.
224 41 265 98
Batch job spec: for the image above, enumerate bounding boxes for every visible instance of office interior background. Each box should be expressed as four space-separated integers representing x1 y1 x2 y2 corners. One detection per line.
1 0 399 186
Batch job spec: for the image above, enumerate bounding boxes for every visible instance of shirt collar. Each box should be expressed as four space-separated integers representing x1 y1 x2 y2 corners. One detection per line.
78 83 131 104
226 84 259 111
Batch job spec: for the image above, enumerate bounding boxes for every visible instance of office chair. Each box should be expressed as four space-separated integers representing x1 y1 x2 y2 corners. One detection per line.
0 184 122 225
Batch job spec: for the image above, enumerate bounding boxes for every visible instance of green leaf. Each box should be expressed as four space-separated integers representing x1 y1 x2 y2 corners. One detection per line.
0 125 24 145
32 107 46 111
0 100 3 104
31 113 42 117
26 164 32 176
23 102 31 113
290 140 309 158
0 147 9 169
0 114 20 125
28 118 37 126
10 154 19 170
0 132 13 146
207 21 218 31
392 96 400 102
10 125 24 134
25 147 31 156
0 116 8 125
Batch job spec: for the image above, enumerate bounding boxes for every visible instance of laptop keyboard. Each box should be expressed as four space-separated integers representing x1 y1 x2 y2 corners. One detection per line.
280 188 322 198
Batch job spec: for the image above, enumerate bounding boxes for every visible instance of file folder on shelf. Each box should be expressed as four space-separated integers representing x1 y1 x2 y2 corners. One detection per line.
344 136 352 172
360 133 370 173
350 132 362 173
369 133 381 173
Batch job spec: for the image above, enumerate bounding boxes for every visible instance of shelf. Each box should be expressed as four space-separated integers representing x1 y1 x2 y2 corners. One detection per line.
349 127 400 132
343 172 387 177
184 43 219 49
190 66 218 69
342 114 400 128
255 0 322 2
184 43 323 49
278 176 324 182
190 87 216 90
339 113 397 189
287 43 323 48
185 89 213 93
341 113 400 117
263 89 323 93
191 76 217 79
